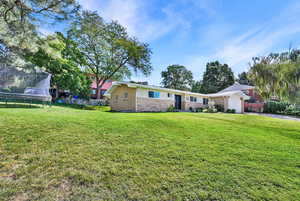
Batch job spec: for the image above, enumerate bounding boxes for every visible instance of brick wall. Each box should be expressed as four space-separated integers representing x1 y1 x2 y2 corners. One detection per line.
136 97 174 112
110 85 136 111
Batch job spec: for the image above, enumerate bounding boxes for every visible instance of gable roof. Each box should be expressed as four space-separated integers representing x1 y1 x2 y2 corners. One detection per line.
219 82 254 93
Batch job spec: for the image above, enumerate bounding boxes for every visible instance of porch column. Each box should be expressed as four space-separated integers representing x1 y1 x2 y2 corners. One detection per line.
240 98 245 114
223 96 229 112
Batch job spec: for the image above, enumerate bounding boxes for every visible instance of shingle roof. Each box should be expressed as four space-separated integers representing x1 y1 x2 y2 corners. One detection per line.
219 82 254 93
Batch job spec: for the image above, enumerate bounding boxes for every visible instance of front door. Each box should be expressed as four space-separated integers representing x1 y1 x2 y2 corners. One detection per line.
174 95 182 110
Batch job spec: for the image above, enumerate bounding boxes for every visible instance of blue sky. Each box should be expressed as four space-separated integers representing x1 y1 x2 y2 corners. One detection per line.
55 0 300 85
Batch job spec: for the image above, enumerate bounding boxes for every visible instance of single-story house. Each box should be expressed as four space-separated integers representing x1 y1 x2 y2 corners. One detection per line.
105 82 250 113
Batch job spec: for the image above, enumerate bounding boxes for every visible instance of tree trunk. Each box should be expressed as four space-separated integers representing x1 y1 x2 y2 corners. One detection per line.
55 85 59 100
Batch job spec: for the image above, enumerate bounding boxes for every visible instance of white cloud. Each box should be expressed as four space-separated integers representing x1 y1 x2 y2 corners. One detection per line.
78 0 191 42
186 1 300 76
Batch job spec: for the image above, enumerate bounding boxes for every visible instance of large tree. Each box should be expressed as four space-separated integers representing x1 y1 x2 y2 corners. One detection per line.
0 0 79 50
201 61 235 93
161 65 193 90
68 11 152 99
24 33 91 99
249 50 300 104
237 72 253 85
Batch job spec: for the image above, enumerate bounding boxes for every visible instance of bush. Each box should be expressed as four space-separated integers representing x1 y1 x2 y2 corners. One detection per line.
283 105 300 116
189 107 194 112
226 109 236 113
167 105 175 112
214 104 224 112
195 108 203 112
203 108 218 113
263 101 290 113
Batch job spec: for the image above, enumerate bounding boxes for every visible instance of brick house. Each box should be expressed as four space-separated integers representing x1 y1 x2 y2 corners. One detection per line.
105 82 250 113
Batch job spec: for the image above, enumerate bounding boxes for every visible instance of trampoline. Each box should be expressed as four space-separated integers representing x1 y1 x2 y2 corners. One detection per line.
0 65 52 107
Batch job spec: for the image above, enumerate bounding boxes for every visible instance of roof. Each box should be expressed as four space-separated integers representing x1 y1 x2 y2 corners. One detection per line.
105 81 250 100
219 82 254 93
91 80 113 90
106 81 209 97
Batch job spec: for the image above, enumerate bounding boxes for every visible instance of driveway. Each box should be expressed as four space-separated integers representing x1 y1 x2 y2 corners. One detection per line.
247 113 300 122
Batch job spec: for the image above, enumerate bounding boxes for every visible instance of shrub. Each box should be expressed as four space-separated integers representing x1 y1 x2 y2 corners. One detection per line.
189 107 194 112
214 104 224 112
263 101 290 113
283 105 300 116
195 108 203 112
167 105 175 112
203 108 218 113
226 109 236 113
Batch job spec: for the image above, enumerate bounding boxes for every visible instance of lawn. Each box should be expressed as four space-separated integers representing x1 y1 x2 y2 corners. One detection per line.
0 106 299 201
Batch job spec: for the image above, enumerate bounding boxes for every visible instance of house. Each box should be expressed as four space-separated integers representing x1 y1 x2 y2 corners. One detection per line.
90 80 113 99
105 82 250 113
219 82 264 112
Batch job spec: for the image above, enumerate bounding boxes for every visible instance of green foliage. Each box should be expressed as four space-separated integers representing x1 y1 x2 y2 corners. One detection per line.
191 80 203 93
249 49 300 104
226 109 236 113
0 107 300 200
195 107 203 112
201 61 235 93
214 104 224 112
237 72 253 85
161 65 193 90
166 105 175 112
0 0 80 51
203 108 218 113
263 101 300 116
263 101 290 114
68 11 152 99
24 33 91 99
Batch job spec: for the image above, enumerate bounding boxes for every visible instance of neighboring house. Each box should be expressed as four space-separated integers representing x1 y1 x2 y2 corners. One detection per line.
105 82 250 113
219 82 264 112
90 80 113 99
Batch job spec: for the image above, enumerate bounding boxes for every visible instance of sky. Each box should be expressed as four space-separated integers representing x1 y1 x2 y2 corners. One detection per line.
66 0 300 85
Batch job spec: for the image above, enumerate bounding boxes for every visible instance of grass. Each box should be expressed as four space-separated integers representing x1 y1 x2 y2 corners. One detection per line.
0 106 299 201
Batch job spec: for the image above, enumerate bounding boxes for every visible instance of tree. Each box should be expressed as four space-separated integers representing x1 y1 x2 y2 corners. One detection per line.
161 65 193 90
237 72 252 85
68 11 152 99
249 49 300 104
24 33 91 99
201 61 235 93
0 0 80 50
191 80 203 93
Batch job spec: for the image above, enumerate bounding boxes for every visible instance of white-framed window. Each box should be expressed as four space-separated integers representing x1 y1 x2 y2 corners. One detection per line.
91 89 96 95
203 98 209 105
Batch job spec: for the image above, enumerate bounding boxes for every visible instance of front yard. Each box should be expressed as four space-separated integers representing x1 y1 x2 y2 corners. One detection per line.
0 106 299 200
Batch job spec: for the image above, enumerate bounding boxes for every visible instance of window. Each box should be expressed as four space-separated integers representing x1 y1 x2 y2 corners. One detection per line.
148 91 160 98
190 96 197 102
203 98 209 105
91 89 96 95
124 92 128 98
100 90 106 95
167 93 172 98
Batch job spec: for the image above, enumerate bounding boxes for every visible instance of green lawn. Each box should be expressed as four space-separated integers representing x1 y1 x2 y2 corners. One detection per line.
0 106 299 201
